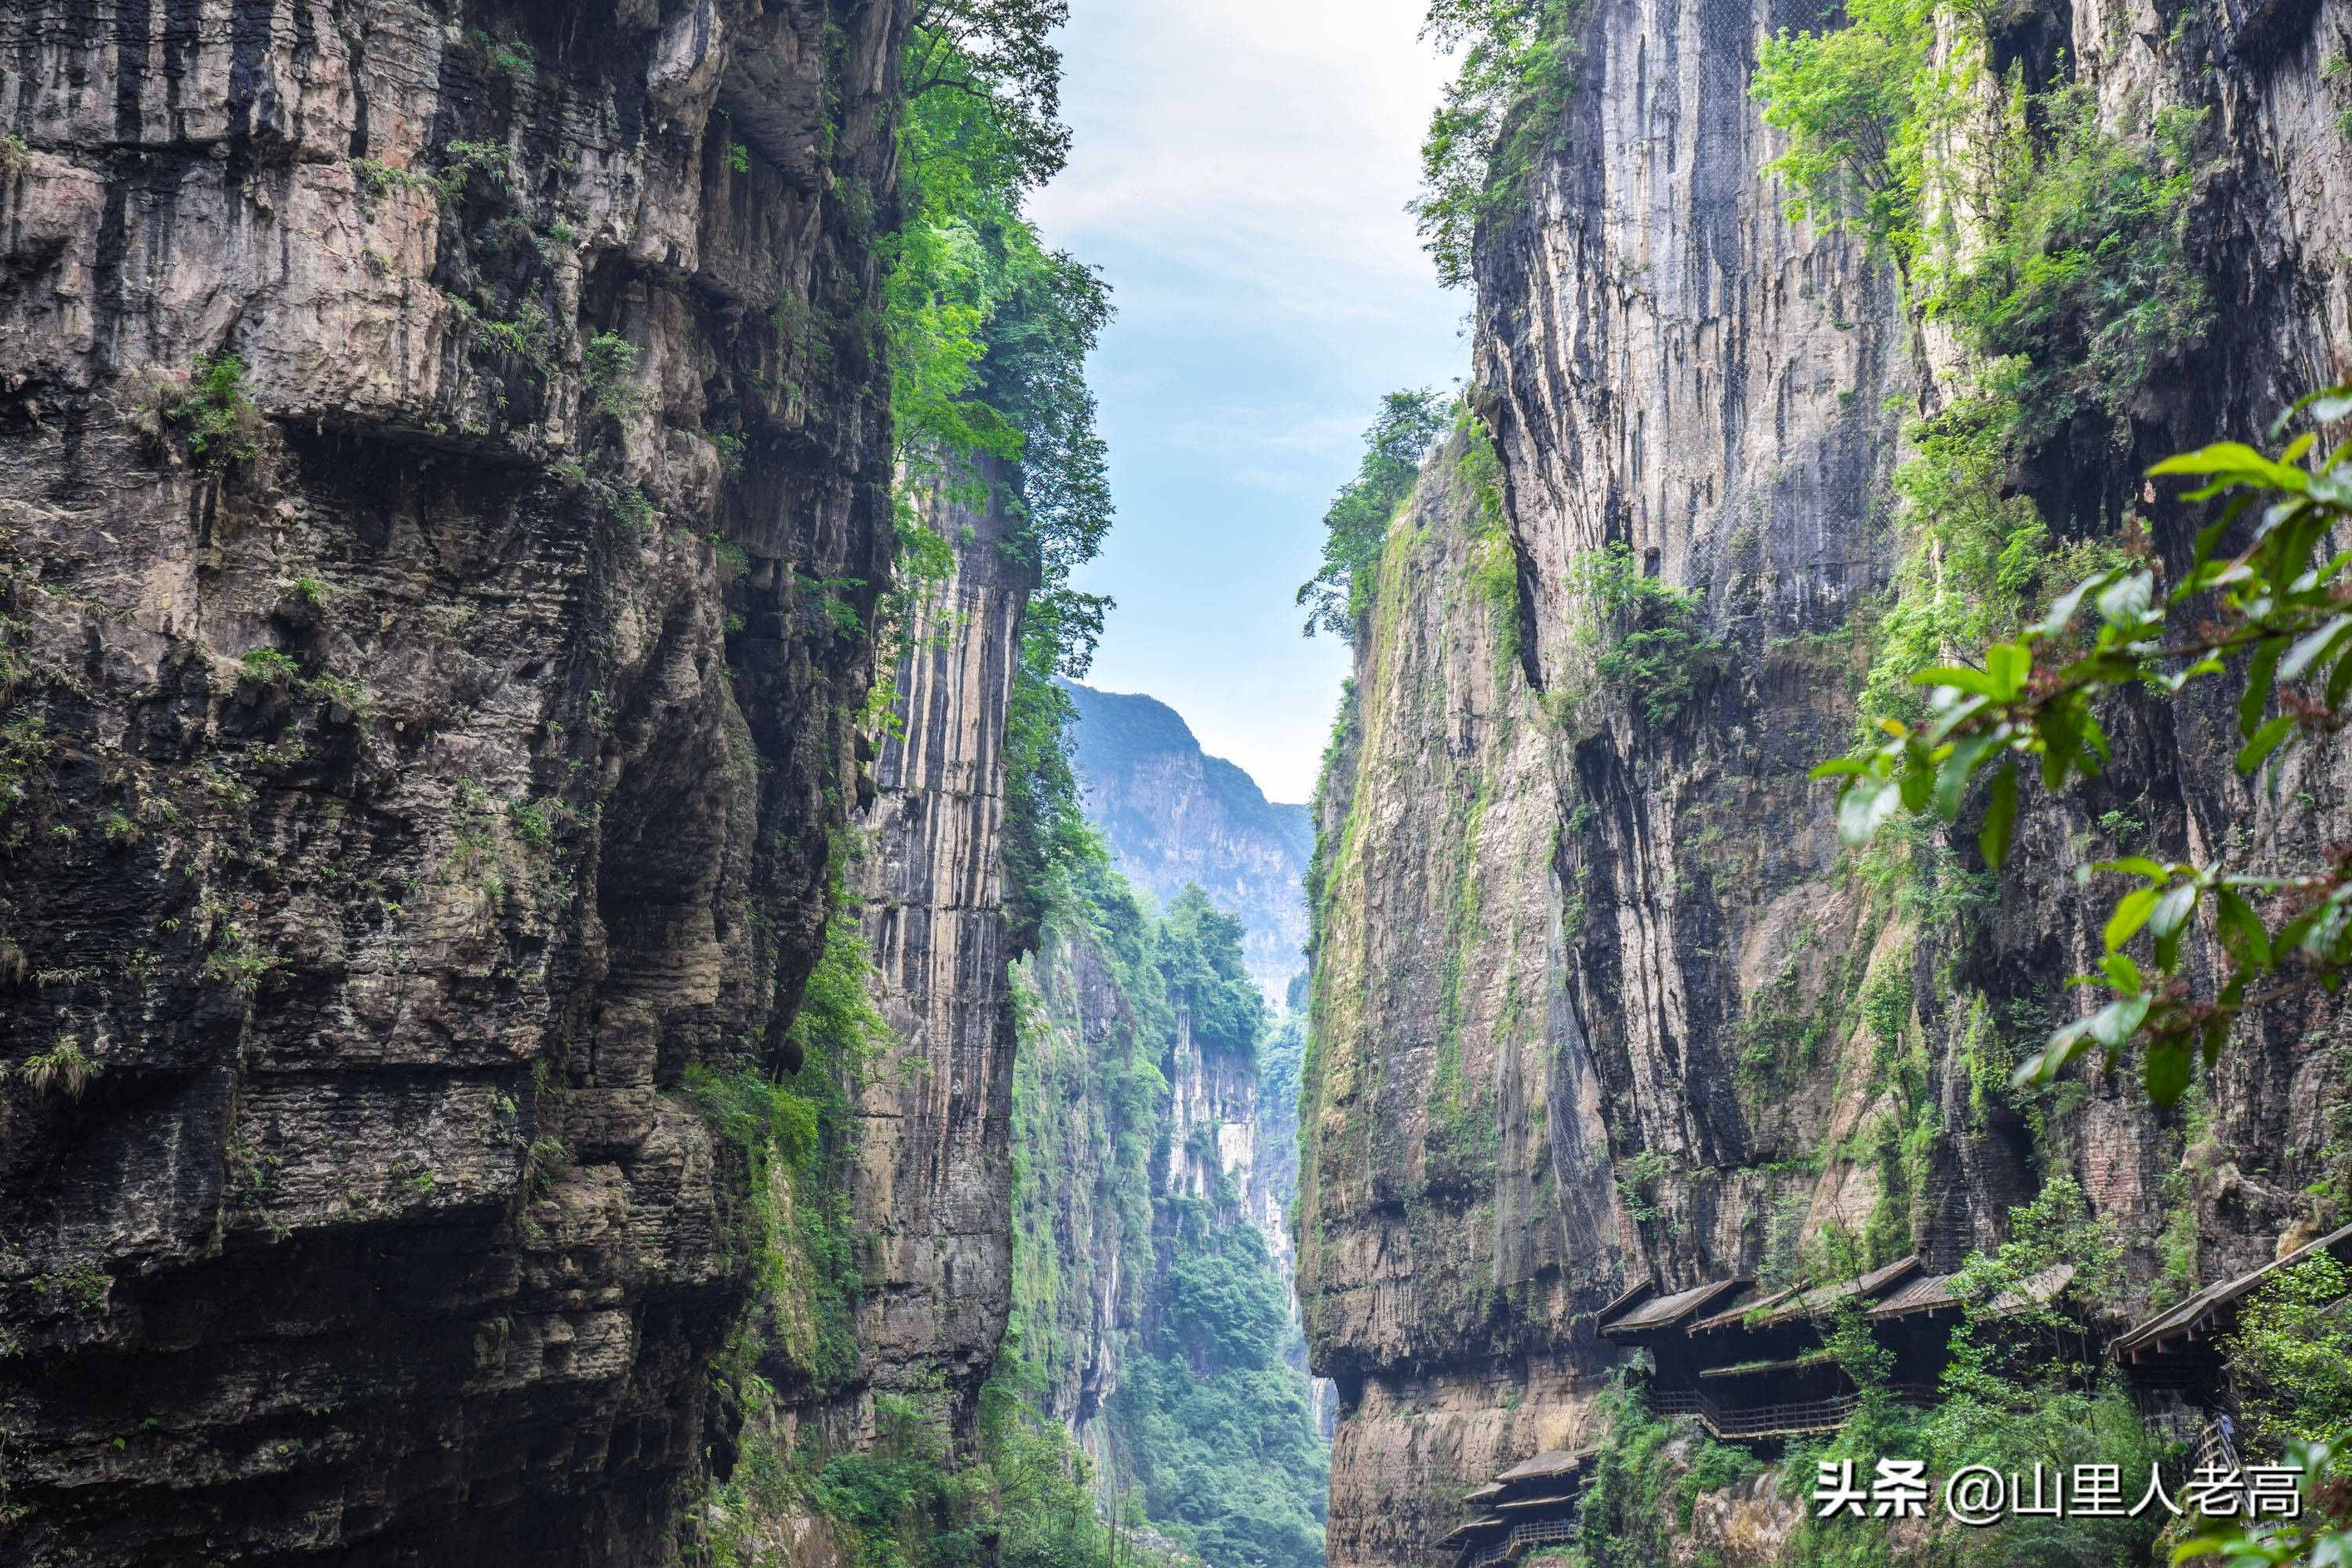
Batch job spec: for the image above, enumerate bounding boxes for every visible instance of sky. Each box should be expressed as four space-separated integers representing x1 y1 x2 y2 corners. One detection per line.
1027 0 1468 804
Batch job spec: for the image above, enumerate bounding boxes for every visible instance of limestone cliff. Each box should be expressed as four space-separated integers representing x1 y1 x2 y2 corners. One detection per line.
851 470 1029 1421
1063 681 1314 996
1301 2 2352 1566
0 3 906 1563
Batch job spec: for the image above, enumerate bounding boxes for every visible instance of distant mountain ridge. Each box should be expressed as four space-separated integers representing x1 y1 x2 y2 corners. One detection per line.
1058 681 1312 995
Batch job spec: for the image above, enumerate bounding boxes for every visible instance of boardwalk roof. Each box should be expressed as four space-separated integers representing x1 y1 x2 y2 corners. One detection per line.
1495 1449 1594 1483
1460 1483 1506 1505
1868 1263 2074 1322
2114 1222 2352 1359
1497 1493 1582 1512
1693 1256 1923 1332
1434 1517 1507 1546
1599 1277 1752 1339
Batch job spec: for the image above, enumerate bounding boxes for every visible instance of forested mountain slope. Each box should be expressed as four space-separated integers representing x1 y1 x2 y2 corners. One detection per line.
1062 681 1314 996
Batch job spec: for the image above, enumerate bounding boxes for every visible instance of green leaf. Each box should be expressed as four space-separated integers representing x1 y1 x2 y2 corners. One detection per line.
1984 641 2031 700
2094 572 2153 626
1980 764 2018 871
2089 993 2151 1048
2041 702 2082 791
2149 441 2310 492
2144 1036 2192 1106
2105 887 2158 953
2281 614 2352 681
1899 756 1933 813
1911 665 2002 698
2149 880 2198 941
1837 777 1898 847
2240 637 2283 741
2214 888 2275 973
1933 733 1997 818
2327 642 2352 709
2102 953 2141 994
2236 713 2296 775
2093 856 2169 884
2036 576 2100 640
1809 757 1872 780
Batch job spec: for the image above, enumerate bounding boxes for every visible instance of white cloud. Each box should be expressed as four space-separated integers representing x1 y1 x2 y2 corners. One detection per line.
1033 0 1467 805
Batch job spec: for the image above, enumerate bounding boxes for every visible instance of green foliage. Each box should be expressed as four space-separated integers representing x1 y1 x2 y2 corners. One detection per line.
906 2 1073 192
2225 1254 2352 1450
889 10 1112 695
2170 1438 2352 1566
238 648 301 687
473 29 535 82
15 1040 96 1098
143 353 263 472
1750 0 1951 269
1818 387 2352 1103
1155 885 1265 1062
436 138 513 202
1109 1217 1327 1568
474 299 554 368
1574 1377 1762 1564
1927 92 2209 448
706 1367 1152 1568
1564 542 1725 724
1295 389 1449 639
690 873 887 1397
582 332 642 421
1413 0 1587 289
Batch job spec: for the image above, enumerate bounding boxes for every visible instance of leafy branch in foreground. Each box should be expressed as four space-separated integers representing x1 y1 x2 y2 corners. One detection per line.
1816 386 2352 1105
2169 1438 2352 1567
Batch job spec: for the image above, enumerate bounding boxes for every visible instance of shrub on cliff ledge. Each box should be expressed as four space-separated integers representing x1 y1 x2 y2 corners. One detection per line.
1565 542 1726 726
130 353 263 473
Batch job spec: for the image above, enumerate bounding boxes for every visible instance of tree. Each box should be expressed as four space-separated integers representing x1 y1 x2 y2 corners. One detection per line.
1295 389 1450 640
1412 0 1582 289
1749 0 1949 273
2226 1255 2352 1451
908 0 1072 191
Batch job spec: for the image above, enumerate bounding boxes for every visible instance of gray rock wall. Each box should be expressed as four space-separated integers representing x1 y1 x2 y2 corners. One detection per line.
0 3 908 1563
1302 2 2352 1565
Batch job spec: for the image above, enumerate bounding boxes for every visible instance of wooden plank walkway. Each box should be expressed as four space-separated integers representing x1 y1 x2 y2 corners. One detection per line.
1647 1384 1936 1441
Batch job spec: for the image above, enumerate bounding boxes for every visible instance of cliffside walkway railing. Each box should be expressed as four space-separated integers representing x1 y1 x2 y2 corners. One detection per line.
1647 1384 1937 1441
1463 1516 1577 1568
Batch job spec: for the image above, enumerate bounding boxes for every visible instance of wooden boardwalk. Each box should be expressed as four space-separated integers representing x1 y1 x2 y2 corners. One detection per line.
1647 1384 1936 1441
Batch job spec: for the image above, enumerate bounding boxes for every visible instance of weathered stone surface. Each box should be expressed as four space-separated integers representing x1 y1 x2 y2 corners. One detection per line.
0 2 908 1563
850 470 1029 1421
1303 2 2352 1565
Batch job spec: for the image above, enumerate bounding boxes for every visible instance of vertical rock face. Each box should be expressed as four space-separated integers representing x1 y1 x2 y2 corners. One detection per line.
851 472 1029 1419
1063 681 1315 994
0 3 906 1563
1303 3 2352 1566
1012 912 1150 1459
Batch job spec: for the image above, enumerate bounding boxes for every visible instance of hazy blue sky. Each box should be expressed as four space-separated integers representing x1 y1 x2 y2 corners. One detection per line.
1028 0 1468 804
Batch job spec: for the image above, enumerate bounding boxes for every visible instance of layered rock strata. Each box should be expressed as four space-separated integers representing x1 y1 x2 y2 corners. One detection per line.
0 3 906 1563
850 471 1029 1423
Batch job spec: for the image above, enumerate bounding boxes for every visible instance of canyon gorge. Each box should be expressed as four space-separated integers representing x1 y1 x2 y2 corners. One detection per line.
5 2 2352 1567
